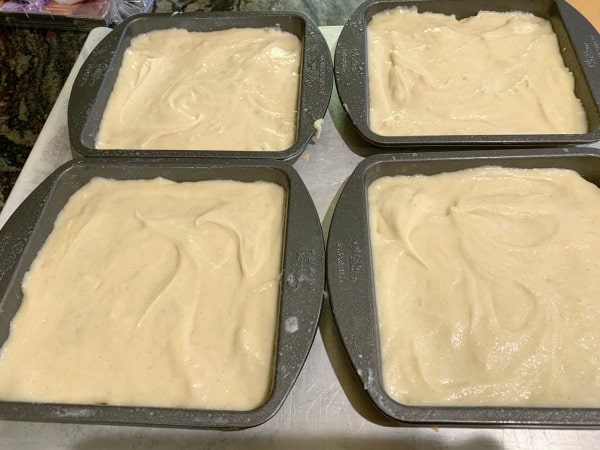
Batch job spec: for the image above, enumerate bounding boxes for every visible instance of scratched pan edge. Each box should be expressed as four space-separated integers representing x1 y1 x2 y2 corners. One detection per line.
333 0 600 150
68 11 333 162
0 157 325 429
326 147 600 428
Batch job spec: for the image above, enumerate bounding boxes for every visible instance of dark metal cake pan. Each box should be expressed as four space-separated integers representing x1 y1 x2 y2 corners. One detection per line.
0 158 324 429
334 0 600 149
326 147 600 427
68 11 333 161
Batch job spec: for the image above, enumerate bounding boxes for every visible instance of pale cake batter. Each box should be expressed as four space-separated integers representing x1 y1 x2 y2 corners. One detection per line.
0 178 285 410
96 27 301 151
368 9 588 135
368 167 600 406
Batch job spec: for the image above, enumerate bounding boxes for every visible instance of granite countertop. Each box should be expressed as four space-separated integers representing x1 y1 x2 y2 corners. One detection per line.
0 0 362 210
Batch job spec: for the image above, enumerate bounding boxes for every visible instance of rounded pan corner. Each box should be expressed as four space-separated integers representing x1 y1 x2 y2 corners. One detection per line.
584 126 600 142
556 0 600 106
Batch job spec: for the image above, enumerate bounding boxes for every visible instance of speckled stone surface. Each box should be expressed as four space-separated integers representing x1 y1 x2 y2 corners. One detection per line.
0 27 88 208
0 0 361 210
152 0 361 25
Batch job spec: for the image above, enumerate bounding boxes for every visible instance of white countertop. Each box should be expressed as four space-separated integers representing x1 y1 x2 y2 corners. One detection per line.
0 26 598 450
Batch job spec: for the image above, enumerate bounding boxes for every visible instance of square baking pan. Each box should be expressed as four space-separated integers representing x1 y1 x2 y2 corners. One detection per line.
0 158 324 429
334 0 600 149
68 11 333 162
326 147 600 427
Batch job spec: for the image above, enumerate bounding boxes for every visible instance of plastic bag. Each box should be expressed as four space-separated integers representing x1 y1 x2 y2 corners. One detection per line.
107 0 153 26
